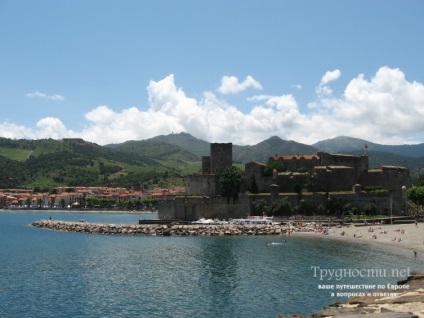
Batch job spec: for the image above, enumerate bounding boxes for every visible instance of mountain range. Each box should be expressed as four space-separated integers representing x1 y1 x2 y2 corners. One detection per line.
0 133 423 190
141 132 424 169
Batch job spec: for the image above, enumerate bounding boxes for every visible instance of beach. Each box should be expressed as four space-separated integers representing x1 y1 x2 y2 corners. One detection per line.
290 222 424 318
293 221 424 257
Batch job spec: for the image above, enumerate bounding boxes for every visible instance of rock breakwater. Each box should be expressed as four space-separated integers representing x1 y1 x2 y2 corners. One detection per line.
32 219 290 236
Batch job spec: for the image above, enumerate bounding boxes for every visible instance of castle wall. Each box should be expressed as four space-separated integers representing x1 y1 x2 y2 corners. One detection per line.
245 161 268 193
318 152 368 177
159 190 398 221
186 174 219 197
359 166 411 191
248 191 396 216
210 143 232 175
158 195 250 221
313 166 357 192
202 156 211 174
275 173 309 193
359 166 411 212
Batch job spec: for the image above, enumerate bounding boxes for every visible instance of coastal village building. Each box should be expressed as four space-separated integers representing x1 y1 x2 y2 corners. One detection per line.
159 142 411 221
0 186 186 209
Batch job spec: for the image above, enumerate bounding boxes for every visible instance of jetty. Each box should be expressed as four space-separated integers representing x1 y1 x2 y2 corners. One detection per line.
32 219 289 236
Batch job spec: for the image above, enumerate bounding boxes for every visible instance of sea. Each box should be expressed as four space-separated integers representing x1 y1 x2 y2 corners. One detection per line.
0 211 422 318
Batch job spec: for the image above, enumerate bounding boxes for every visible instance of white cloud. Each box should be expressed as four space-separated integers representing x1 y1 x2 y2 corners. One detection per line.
26 91 64 101
3 66 424 147
217 75 263 94
0 118 75 140
321 69 341 84
85 106 117 123
316 69 341 96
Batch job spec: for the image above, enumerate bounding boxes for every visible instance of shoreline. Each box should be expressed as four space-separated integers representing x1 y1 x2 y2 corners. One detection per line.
15 209 424 255
291 222 424 256
30 218 424 254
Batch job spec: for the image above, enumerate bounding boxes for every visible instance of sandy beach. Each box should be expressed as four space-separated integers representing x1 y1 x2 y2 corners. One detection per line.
292 223 424 317
294 222 424 256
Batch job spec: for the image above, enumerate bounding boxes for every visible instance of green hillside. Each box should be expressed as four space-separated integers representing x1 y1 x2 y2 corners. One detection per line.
148 132 210 157
0 138 198 191
107 139 200 162
1 133 423 191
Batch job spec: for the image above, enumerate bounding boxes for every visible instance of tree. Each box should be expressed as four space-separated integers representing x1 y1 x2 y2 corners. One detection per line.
412 173 424 187
252 199 268 215
249 176 259 194
296 199 317 216
407 186 424 213
323 197 345 215
269 197 293 216
219 166 244 204
342 203 358 217
363 202 377 216
263 161 285 176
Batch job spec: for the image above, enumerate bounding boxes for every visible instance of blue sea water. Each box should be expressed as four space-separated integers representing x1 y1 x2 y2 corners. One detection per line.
0 211 422 318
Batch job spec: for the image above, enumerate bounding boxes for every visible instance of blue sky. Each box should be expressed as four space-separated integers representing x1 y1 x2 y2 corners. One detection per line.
1 0 424 146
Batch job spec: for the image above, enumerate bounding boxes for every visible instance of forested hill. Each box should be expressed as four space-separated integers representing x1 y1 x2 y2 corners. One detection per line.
0 138 200 190
1 134 424 190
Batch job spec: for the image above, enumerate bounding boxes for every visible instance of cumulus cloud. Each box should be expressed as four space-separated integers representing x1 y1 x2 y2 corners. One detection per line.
0 118 75 140
217 75 263 94
3 67 424 146
26 91 64 101
316 69 341 96
85 106 117 123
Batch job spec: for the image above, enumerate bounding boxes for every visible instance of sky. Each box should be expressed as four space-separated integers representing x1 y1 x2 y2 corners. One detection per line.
1 0 424 146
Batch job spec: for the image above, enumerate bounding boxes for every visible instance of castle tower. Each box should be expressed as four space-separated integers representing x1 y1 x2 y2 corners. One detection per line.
210 143 232 175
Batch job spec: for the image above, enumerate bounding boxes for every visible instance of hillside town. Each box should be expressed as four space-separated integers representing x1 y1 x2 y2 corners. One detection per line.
0 186 186 210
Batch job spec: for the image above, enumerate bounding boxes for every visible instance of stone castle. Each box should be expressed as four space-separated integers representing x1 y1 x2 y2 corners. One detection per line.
159 143 411 221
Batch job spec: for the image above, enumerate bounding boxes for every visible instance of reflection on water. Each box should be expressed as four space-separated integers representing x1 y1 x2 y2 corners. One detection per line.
198 238 238 313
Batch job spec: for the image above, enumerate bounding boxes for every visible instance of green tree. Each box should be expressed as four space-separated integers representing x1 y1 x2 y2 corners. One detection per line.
363 202 377 216
412 173 424 187
407 186 424 212
219 166 244 204
342 203 357 217
323 197 345 215
269 197 293 216
249 176 259 194
252 199 268 215
263 161 285 176
296 199 317 216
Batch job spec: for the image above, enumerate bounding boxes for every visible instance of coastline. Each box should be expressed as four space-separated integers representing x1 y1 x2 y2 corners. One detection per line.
291 222 424 255
288 224 424 318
